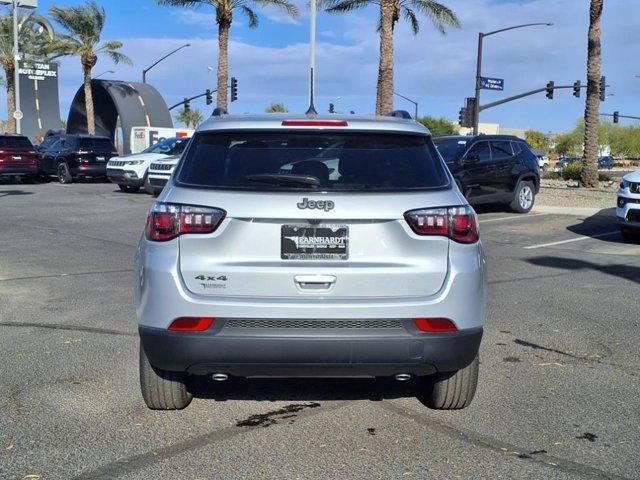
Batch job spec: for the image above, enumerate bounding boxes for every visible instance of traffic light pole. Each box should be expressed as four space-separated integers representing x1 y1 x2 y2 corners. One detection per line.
168 89 217 111
479 84 589 112
601 113 640 122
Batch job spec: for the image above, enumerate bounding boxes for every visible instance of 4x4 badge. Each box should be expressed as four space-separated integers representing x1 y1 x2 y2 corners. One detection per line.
297 197 335 212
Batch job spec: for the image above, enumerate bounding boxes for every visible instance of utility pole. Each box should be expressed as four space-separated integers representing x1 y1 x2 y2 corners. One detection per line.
13 0 22 134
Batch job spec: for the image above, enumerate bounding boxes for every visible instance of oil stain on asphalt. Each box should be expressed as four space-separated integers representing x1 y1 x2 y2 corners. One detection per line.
235 402 321 428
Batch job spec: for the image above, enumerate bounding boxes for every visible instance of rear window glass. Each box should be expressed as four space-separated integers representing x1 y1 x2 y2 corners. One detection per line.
177 131 449 192
433 138 468 162
78 137 115 151
0 136 33 149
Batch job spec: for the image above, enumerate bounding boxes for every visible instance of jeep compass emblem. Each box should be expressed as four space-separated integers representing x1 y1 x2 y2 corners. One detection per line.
297 198 335 212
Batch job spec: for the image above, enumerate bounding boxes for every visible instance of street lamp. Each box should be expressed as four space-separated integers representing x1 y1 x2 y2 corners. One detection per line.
142 43 191 83
393 91 418 119
473 22 553 134
95 70 115 79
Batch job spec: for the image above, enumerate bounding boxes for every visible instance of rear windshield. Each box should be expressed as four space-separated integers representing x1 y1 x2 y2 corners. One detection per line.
432 138 469 162
0 136 33 149
78 137 115 151
176 131 450 191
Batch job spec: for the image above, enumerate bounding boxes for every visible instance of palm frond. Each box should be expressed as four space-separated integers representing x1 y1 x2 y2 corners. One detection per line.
323 0 376 14
402 6 419 35
404 0 460 34
103 50 133 66
240 6 259 27
251 0 299 18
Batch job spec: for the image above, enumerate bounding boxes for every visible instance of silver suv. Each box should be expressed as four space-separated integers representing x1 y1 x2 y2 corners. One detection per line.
134 114 486 410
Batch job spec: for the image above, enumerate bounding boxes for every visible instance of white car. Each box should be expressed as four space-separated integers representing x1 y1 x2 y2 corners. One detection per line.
617 169 640 240
536 154 550 171
106 137 190 193
147 154 181 196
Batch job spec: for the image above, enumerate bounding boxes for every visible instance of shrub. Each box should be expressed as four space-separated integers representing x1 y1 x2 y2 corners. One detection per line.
598 171 613 182
561 162 582 181
542 171 559 180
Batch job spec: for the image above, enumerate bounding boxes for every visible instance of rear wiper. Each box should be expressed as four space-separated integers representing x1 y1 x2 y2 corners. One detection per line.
246 174 320 188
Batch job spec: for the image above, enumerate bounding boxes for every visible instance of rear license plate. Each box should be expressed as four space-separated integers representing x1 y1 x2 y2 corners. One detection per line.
281 225 348 260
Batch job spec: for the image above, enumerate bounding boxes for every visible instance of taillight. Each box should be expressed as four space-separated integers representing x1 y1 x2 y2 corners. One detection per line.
414 318 458 333
145 202 225 242
405 205 479 244
168 317 215 332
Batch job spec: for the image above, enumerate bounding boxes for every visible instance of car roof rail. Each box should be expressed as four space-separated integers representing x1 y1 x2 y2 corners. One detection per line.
388 110 412 120
212 107 228 117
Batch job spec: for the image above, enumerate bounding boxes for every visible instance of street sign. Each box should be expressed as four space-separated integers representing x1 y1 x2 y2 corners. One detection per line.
480 77 504 91
13 110 23 120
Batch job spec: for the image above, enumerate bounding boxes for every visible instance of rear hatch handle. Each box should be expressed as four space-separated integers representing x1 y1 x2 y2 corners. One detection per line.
294 275 336 290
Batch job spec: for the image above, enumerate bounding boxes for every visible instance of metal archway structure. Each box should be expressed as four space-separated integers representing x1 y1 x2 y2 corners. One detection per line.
67 80 173 154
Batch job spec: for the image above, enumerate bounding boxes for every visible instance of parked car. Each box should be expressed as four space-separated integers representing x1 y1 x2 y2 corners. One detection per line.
598 156 615 169
554 156 580 172
135 113 486 411
39 134 118 183
433 135 540 213
617 169 640 240
146 154 181 196
532 149 549 171
0 134 39 181
107 136 190 193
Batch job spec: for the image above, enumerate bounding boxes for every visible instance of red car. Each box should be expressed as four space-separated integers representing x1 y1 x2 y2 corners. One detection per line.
0 135 38 181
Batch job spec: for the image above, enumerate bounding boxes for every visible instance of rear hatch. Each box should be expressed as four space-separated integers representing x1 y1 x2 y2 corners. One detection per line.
77 137 117 163
172 128 456 300
0 136 37 167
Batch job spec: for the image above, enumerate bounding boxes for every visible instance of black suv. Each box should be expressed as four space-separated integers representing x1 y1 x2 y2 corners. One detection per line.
433 135 540 213
39 134 118 183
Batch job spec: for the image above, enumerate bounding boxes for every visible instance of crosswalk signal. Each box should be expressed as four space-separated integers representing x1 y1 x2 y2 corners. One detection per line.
205 89 213 105
230 77 238 102
613 111 619 124
599 76 606 102
573 80 581 98
546 81 555 100
183 99 190 112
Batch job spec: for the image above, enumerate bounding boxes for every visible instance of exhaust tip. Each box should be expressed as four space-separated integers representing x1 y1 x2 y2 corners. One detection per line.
212 373 228 382
395 373 411 382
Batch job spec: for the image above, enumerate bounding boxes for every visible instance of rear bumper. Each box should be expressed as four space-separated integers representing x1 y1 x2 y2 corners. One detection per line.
72 164 106 176
0 165 38 175
139 324 483 376
107 168 144 186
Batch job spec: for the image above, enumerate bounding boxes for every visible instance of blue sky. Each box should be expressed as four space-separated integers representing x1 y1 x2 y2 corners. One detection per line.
3 0 640 132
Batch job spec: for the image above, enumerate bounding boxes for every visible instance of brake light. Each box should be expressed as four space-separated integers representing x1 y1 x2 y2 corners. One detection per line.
405 206 479 244
414 318 457 333
168 317 215 332
281 120 348 127
145 203 226 241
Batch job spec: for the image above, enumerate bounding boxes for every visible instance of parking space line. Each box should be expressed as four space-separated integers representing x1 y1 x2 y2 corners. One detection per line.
480 213 547 224
524 231 620 250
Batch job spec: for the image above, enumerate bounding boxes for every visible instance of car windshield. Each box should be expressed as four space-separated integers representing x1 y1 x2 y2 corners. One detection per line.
433 138 469 162
0 136 33 149
177 131 450 192
143 137 189 155
78 137 116 151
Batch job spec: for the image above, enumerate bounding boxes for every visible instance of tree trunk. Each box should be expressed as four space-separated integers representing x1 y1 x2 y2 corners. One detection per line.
217 21 230 111
375 0 394 116
83 64 95 135
4 63 16 134
581 0 603 188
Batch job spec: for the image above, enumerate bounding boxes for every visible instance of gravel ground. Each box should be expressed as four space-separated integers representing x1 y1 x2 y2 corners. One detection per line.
537 180 618 209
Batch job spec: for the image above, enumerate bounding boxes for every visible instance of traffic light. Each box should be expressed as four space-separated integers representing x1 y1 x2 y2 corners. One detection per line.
573 80 581 98
329 103 335 113
599 76 606 102
458 107 467 127
205 89 213 105
546 81 554 100
458 98 475 128
613 111 619 124
183 98 190 112
230 77 238 102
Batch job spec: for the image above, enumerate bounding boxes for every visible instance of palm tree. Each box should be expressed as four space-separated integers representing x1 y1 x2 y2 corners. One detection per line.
265 102 288 113
0 12 51 133
47 1 132 135
325 0 459 115
157 0 299 110
581 0 603 188
175 107 204 129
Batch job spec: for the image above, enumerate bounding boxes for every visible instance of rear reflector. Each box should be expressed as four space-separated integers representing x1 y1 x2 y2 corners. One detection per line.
405 205 479 244
414 318 457 333
168 317 215 332
281 120 348 127
145 202 226 241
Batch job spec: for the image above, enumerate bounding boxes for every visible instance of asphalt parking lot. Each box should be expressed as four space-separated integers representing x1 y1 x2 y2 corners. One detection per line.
1 182 639 480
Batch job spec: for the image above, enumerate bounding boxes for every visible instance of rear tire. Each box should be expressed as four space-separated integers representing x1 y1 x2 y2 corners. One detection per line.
139 344 192 410
57 162 72 184
417 355 479 410
510 180 535 213
118 184 140 193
